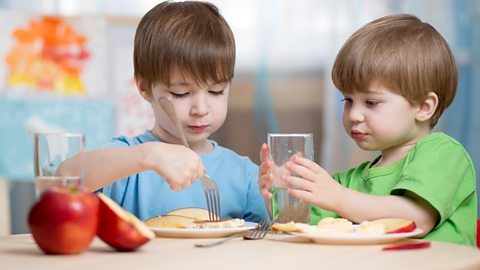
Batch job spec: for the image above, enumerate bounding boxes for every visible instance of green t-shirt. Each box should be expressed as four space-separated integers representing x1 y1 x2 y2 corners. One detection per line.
310 132 477 246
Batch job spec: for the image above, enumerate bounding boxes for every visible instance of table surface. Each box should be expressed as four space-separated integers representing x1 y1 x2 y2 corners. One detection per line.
1 234 480 270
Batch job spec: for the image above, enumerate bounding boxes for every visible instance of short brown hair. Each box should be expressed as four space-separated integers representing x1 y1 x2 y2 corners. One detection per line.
332 14 457 128
134 1 235 94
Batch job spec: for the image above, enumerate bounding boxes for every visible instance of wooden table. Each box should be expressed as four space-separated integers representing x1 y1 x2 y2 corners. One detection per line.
1 234 480 270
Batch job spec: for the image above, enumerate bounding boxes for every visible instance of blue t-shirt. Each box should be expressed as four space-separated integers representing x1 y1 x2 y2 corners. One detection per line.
98 131 269 222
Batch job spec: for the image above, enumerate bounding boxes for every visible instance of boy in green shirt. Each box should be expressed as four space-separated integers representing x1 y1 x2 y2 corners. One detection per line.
259 14 477 246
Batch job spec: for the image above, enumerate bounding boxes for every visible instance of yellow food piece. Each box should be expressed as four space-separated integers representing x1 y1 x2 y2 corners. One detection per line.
316 217 354 234
144 215 196 228
144 207 241 229
272 217 355 235
165 208 212 220
358 221 386 234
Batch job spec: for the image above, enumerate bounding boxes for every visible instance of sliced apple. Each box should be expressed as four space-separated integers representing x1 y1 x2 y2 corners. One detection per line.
366 218 416 234
97 193 154 251
144 215 196 228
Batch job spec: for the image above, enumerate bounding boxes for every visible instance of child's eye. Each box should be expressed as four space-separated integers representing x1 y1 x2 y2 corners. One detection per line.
365 100 379 107
341 97 353 105
170 92 188 98
209 89 225 96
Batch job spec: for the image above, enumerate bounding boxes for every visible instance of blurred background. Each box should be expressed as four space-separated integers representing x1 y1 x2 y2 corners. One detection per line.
0 0 478 235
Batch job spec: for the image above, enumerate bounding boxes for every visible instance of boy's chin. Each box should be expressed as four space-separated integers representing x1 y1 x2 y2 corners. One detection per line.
353 141 377 151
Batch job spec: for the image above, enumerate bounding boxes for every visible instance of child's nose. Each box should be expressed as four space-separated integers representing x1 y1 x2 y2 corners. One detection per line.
190 96 209 116
346 106 365 122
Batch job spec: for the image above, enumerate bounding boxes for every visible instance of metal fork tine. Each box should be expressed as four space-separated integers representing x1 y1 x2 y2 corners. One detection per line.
259 220 271 238
257 220 269 238
202 175 221 221
203 185 213 221
213 186 220 221
254 222 264 238
208 189 215 220
194 219 270 247
251 220 264 238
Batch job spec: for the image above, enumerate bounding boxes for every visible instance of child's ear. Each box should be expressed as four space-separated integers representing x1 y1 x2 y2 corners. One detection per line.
416 92 438 122
136 77 152 102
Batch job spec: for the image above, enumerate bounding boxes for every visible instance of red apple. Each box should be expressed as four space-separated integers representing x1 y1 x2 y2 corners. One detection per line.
28 186 99 254
97 193 154 251
371 218 416 234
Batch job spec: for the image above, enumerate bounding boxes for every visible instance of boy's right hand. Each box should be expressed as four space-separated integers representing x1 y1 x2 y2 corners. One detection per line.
141 142 205 191
259 143 273 200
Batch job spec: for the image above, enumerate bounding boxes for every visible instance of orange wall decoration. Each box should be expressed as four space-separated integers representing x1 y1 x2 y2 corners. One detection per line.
5 16 90 94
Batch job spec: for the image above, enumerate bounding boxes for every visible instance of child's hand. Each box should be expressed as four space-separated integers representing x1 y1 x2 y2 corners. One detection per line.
258 143 273 200
142 142 205 191
282 156 343 211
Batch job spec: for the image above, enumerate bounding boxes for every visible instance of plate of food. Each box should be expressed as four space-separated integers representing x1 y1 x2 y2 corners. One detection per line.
144 208 257 238
272 217 423 245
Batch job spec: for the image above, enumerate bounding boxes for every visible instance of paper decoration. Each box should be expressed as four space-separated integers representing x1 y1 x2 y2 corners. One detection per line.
116 78 155 137
4 16 91 94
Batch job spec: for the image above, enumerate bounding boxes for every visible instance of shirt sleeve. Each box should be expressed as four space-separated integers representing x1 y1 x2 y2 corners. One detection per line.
391 137 476 225
95 136 132 205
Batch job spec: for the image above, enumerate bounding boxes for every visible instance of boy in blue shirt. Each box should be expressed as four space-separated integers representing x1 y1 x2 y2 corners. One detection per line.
259 14 477 246
75 1 268 222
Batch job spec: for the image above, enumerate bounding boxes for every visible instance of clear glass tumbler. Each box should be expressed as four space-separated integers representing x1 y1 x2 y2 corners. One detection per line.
268 133 313 223
34 133 85 194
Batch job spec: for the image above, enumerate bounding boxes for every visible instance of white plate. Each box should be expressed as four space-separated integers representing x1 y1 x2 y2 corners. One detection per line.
291 226 423 245
151 222 257 238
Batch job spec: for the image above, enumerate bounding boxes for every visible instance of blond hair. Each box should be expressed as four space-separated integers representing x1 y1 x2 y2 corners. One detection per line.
134 1 235 95
332 14 457 128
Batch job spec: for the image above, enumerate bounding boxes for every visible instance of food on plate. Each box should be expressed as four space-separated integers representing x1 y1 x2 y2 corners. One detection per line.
144 207 245 229
144 208 212 228
272 221 303 233
97 193 155 251
28 186 99 255
144 215 197 228
165 208 212 220
273 217 416 236
357 221 386 234
192 218 245 229
316 217 355 233
271 221 316 233
359 218 416 234
272 217 354 235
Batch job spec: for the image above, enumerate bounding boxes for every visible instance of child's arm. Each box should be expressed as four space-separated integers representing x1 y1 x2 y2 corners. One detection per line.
284 156 438 235
59 142 205 192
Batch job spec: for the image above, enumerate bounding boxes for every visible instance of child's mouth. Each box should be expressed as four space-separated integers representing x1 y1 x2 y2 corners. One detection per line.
188 125 209 132
351 131 366 140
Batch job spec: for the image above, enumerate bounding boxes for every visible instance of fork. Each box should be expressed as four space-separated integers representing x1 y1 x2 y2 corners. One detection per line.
194 219 272 248
158 97 221 221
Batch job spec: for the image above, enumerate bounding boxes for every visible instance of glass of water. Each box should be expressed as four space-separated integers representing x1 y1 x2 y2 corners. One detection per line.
268 133 313 223
34 133 85 194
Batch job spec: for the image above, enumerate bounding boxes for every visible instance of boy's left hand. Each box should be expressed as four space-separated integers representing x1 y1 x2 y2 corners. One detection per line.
282 156 343 211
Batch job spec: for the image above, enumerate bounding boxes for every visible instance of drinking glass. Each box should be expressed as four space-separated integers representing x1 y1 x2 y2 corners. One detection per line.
268 133 313 223
34 133 85 194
